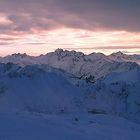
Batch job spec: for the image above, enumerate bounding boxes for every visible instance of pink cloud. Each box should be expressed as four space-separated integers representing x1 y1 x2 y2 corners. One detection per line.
0 14 12 25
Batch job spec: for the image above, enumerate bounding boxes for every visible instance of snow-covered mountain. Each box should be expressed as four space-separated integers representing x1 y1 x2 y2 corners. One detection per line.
0 62 140 123
85 67 140 123
0 49 139 82
133 54 140 60
0 53 36 66
0 50 140 139
36 49 140 81
0 63 84 114
109 51 140 65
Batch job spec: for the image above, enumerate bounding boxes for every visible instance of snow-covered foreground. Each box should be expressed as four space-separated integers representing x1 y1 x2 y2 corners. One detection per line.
0 112 140 140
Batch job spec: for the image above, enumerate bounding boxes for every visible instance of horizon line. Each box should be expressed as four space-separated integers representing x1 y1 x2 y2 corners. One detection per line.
0 48 139 57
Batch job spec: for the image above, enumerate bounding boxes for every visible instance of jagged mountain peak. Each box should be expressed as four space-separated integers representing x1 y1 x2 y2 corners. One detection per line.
54 48 64 53
53 48 85 57
11 53 28 58
110 51 125 56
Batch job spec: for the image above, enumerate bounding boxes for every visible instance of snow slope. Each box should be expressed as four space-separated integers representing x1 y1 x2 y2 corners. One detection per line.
0 113 140 140
0 63 84 114
0 63 140 123
85 67 140 123
104 68 140 84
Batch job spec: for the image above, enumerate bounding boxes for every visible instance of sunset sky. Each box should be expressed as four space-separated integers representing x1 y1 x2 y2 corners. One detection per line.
0 0 140 56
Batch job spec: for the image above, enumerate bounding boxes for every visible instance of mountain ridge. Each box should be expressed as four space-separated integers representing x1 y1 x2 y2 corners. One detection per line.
0 49 139 83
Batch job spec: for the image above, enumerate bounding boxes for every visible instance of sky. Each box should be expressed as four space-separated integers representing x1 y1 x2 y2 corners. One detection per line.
0 0 140 56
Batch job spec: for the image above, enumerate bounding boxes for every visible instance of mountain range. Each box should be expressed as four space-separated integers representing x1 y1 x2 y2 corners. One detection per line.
0 49 140 140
